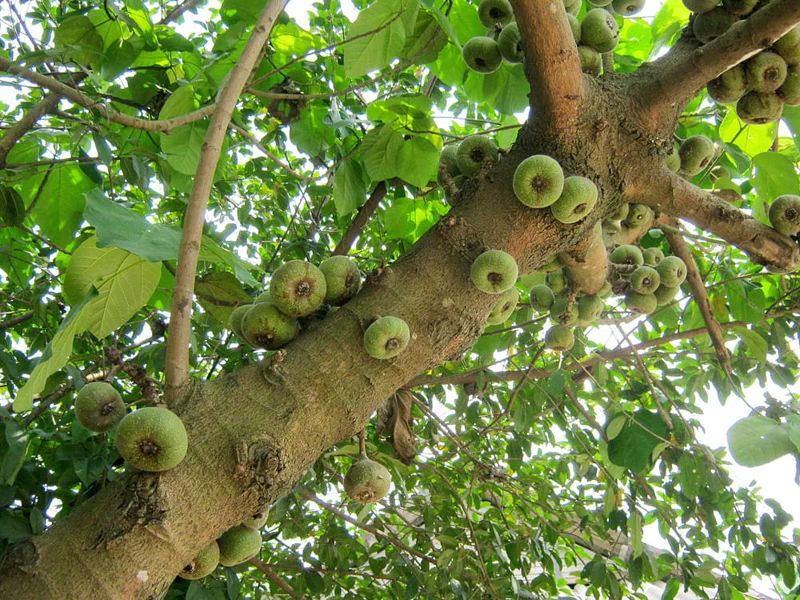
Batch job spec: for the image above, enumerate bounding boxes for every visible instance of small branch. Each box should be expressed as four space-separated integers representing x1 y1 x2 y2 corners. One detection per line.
104 348 162 404
0 310 34 331
165 0 288 401
0 58 215 134
332 182 388 256
250 558 297 596
0 94 59 169
662 218 732 375
299 490 435 564
510 0 583 132
638 170 800 272
229 123 315 180
159 0 205 24
636 0 800 121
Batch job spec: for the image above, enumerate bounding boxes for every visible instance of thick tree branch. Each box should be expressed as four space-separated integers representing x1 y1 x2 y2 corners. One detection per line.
159 0 205 24
0 58 215 134
333 182 388 256
510 0 583 132
250 558 297 596
637 171 799 272
662 218 732 375
0 310 34 331
560 222 608 294
635 0 800 121
0 94 59 169
165 0 288 401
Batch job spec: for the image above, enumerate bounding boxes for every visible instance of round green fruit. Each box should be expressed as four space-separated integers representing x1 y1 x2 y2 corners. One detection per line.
179 541 220 580
115 407 188 472
578 45 602 76
478 0 514 28
777 65 800 106
736 91 784 125
253 290 272 304
625 291 657 314
344 455 392 503
470 250 518 294
623 203 651 228
665 144 681 173
611 203 630 221
610 244 644 266
74 381 126 433
577 294 604 324
0 186 25 227
654 284 680 306
709 165 731 181
512 155 565 208
568 14 581 44
462 36 503 74
707 65 748 104
581 8 620 53
241 303 300 350
270 260 326 317
656 256 687 288
692 8 737 44
768 194 800 235
546 269 568 295
563 0 582 14
642 247 664 267
487 287 519 325
497 22 524 63
612 0 645 16
682 0 719 12
678 135 715 176
629 266 661 294
550 176 598 224
745 51 788 94
437 145 461 185
456 135 499 176
218 526 262 567
550 297 579 326
529 284 556 312
319 256 361 306
228 304 253 339
545 324 575 352
363 316 410 359
773 27 800 66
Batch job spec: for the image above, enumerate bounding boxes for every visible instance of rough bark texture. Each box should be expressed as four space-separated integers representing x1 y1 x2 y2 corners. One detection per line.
3 2 800 598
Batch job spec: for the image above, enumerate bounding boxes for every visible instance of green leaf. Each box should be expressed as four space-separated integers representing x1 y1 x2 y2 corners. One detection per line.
161 121 208 175
733 326 768 362
661 578 680 600
195 271 252 327
334 159 367 216
100 36 145 81
158 85 198 121
84 190 183 262
752 152 800 202
13 288 98 412
628 510 644 558
63 236 161 338
343 0 418 78
54 15 104 67
290 106 336 158
0 512 33 544
400 10 447 64
607 410 669 474
0 421 29 486
727 416 794 467
199 236 260 287
362 125 405 182
124 0 155 46
23 166 96 248
719 111 776 158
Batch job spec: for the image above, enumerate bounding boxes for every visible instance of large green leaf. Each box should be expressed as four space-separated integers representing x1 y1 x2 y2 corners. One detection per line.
13 288 98 412
161 121 208 176
607 410 669 474
23 166 96 248
752 152 800 202
63 236 161 338
54 15 104 67
333 159 367 216
343 0 418 78
196 271 252 327
727 416 794 467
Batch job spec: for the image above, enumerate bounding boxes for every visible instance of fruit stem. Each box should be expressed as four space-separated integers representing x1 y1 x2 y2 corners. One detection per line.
358 429 366 458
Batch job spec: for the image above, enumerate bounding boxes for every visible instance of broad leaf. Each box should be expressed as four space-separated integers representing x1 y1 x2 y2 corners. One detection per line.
727 416 794 467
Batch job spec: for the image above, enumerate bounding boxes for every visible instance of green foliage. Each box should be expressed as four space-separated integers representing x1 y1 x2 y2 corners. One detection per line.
0 0 799 598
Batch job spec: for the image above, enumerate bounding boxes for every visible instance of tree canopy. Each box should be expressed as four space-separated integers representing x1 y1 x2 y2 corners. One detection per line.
0 0 800 598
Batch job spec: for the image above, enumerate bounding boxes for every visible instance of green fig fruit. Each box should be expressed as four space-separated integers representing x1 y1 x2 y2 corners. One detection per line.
270 260 326 317
218 526 262 567
471 250 519 294
487 286 519 325
456 134 499 176
344 455 392 503
462 36 503 74
319 255 361 306
115 407 188 472
179 541 220 580
545 324 575 351
581 8 620 53
550 176 598 224
736 91 784 125
363 316 410 359
74 381 126 433
241 303 300 350
512 155 565 208
530 284 556 312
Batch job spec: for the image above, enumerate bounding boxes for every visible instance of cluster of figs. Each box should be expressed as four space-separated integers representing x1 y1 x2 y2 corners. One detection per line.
684 0 800 122
227 256 411 360
462 0 641 79
437 131 694 352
